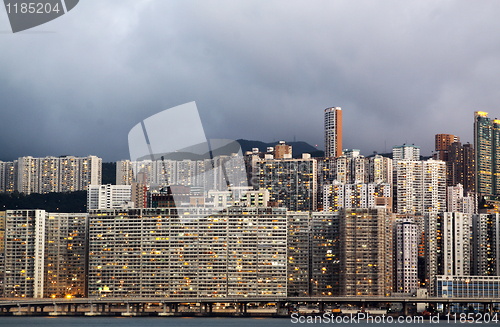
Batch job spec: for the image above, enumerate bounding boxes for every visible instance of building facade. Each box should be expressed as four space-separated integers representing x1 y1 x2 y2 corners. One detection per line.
394 159 446 215
0 161 16 193
394 220 419 294
474 111 500 195
87 184 133 211
117 155 247 192
274 141 293 159
325 107 342 158
445 141 476 192
116 160 133 185
286 211 310 296
0 211 4 297
435 134 460 161
441 212 470 276
323 182 391 212
436 275 500 298
471 213 500 276
3 210 46 298
87 207 288 298
310 212 340 296
339 208 389 296
14 155 102 195
255 154 317 211
44 213 88 298
447 184 477 215
369 155 393 184
393 145 420 161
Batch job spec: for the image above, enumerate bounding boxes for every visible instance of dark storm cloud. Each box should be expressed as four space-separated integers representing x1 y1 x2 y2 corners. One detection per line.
1 0 500 161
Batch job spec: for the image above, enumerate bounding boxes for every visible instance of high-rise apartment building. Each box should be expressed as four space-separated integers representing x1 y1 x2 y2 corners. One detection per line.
474 111 500 195
0 211 5 254
351 154 369 184
325 107 342 158
316 157 335 211
323 182 391 212
87 207 288 298
0 161 16 193
433 135 476 192
394 219 418 294
471 213 500 276
392 144 420 161
131 182 146 208
207 188 270 209
462 143 476 192
117 155 247 192
3 210 88 299
116 160 133 185
87 184 133 211
441 212 470 276
274 141 293 159
394 159 446 215
286 211 310 296
4 210 46 298
425 212 471 295
317 155 392 210
0 211 4 297
44 213 88 298
424 213 440 295
435 134 460 161
447 142 463 187
369 155 393 184
255 154 317 211
326 152 370 184
14 155 102 195
447 184 477 215
226 207 287 297
448 141 476 192
339 208 390 296
433 134 475 191
310 212 340 296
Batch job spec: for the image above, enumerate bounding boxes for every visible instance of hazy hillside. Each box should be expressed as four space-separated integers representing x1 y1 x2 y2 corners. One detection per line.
102 162 116 184
0 191 87 213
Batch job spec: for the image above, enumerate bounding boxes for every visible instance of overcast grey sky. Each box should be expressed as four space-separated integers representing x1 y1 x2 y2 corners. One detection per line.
1 0 499 161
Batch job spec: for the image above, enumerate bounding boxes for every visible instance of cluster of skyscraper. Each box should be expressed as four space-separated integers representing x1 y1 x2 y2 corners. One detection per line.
2 109 500 303
0 155 102 194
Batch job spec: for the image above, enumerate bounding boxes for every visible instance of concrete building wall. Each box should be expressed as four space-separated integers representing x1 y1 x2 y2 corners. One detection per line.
255 157 317 211
472 213 500 276
393 145 420 161
14 156 101 195
87 207 288 298
287 211 310 296
4 210 46 298
394 221 418 294
442 212 470 276
325 107 342 158
369 155 393 184
395 159 446 215
116 160 133 185
310 212 340 296
87 184 132 211
339 208 388 296
44 213 88 298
